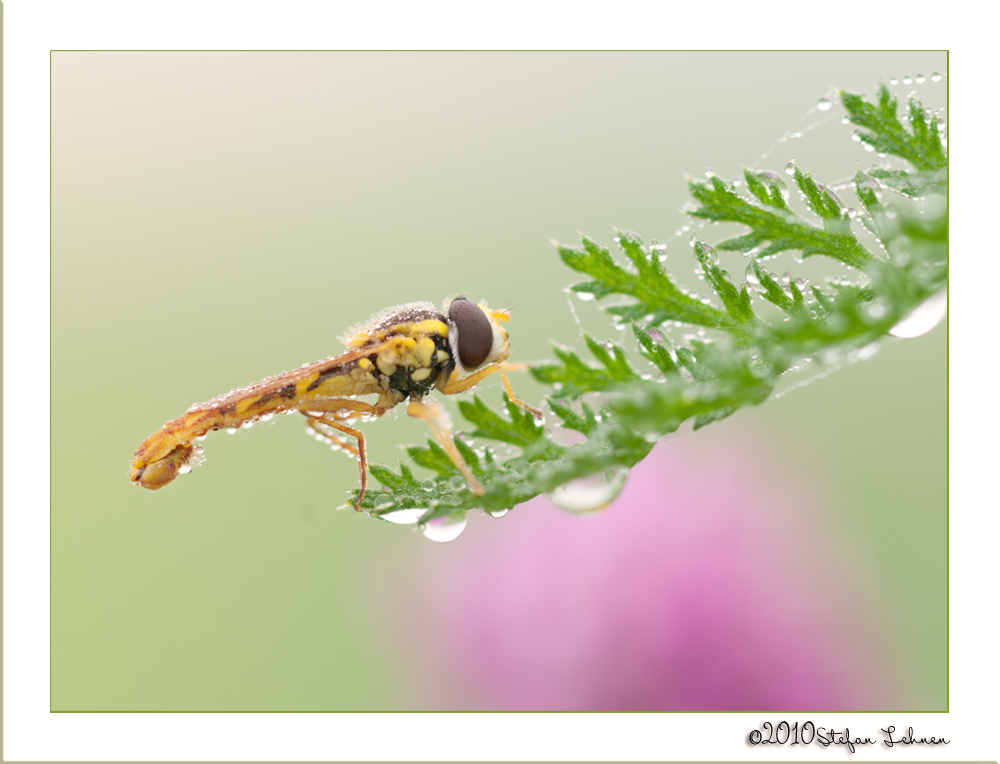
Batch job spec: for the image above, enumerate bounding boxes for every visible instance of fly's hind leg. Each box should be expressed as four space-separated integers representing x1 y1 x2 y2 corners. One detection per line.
407 397 485 496
298 398 389 511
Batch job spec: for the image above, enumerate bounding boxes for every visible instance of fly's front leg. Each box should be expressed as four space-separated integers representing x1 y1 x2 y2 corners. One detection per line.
406 397 485 496
298 398 388 511
438 364 542 418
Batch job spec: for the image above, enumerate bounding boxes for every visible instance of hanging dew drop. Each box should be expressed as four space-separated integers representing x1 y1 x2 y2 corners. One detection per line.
889 292 947 338
488 508 509 519
421 511 468 543
547 468 628 515
575 291 595 302
382 507 427 525
817 97 833 111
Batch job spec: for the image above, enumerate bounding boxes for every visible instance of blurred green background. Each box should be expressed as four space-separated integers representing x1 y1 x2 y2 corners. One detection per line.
51 51 946 710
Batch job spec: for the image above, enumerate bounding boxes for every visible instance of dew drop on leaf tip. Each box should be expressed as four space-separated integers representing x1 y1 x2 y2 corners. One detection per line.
889 292 947 338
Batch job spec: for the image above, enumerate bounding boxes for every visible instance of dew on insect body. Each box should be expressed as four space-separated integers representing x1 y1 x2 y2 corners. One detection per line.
889 292 947 338
421 511 468 542
488 508 509 519
547 468 628 515
382 507 427 525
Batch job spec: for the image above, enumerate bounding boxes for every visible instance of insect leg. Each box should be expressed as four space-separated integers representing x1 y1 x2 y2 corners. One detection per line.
297 398 389 510
438 364 542 417
406 397 485 496
304 417 360 456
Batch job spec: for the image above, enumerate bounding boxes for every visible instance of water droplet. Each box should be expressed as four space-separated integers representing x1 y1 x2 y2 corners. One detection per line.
915 73 926 84
817 97 833 111
488 508 509 519
447 475 467 491
547 468 628 515
902 75 913 85
865 300 889 321
784 161 796 176
226 427 238 435
856 342 881 361
421 511 468 542
382 507 427 525
575 291 595 301
816 184 842 207
889 292 947 338
243 420 254 429
889 78 899 85
374 495 395 511
931 72 943 82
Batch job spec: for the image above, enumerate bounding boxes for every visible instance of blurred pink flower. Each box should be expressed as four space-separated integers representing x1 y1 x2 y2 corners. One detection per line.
398 429 899 711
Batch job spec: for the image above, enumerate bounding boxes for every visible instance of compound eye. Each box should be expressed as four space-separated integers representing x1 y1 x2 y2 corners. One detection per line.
449 297 493 369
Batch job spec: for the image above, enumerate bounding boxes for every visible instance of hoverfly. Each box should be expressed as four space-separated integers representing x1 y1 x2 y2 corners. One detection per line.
129 297 540 509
